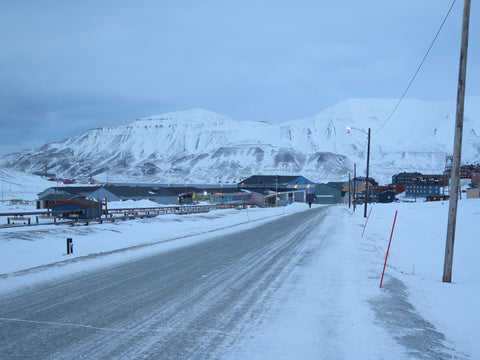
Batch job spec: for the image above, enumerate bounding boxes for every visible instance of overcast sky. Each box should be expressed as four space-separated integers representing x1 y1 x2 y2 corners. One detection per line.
0 0 478 155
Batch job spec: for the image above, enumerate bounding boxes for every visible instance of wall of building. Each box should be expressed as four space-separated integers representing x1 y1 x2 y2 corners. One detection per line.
467 188 480 199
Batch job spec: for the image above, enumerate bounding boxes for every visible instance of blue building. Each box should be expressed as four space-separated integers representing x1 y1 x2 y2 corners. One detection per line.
49 200 103 219
405 183 441 197
378 191 396 203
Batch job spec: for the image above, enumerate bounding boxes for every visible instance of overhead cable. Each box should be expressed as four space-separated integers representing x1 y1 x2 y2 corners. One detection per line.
375 0 457 135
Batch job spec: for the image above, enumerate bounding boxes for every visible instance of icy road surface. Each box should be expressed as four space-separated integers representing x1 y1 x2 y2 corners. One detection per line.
0 207 328 358
0 206 461 359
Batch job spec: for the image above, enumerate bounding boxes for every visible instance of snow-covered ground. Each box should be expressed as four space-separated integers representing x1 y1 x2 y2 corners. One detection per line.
363 199 480 359
0 185 479 358
0 168 53 204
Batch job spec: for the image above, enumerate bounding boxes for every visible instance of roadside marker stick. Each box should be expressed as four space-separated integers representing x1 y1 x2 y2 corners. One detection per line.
246 202 250 222
380 210 398 288
361 206 373 238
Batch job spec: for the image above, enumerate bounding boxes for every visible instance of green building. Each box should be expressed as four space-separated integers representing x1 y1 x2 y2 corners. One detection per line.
314 184 342 204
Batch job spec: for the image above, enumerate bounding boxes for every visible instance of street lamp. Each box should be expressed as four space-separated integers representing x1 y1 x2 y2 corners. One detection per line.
347 126 371 218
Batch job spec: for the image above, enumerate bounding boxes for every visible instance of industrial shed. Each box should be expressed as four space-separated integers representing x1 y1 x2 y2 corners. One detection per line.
238 175 315 191
314 184 342 204
49 200 103 219
88 186 178 205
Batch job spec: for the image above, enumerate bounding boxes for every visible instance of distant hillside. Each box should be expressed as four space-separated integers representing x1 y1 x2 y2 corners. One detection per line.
0 168 53 201
1 97 479 185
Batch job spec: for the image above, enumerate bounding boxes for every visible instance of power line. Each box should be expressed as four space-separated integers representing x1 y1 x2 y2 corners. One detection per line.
375 0 457 136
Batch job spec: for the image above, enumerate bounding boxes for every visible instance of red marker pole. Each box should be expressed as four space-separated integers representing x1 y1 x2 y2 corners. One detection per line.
380 210 398 288
361 206 373 238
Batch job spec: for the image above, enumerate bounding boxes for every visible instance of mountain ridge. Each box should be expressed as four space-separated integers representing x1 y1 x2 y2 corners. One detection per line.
1 97 479 185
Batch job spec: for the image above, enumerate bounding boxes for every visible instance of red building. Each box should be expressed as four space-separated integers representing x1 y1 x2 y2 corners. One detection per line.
472 172 480 187
371 184 405 195
460 166 472 179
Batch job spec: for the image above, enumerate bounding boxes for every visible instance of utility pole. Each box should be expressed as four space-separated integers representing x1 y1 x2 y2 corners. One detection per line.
276 174 278 206
353 164 357 212
348 173 352 208
443 0 471 283
364 128 371 218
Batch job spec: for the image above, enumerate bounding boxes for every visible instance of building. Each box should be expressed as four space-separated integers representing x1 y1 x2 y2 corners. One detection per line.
426 194 449 202
313 184 342 204
237 175 315 206
37 178 314 209
353 177 378 187
392 172 422 185
378 191 396 203
38 185 181 207
471 172 480 187
460 165 473 179
49 199 103 219
238 175 315 191
355 190 395 203
421 174 448 187
343 181 374 193
36 186 99 208
89 186 178 205
371 184 406 195
405 183 441 197
326 182 346 191
466 188 480 199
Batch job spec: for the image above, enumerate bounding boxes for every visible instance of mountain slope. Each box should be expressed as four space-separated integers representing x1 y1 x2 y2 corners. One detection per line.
1 98 479 184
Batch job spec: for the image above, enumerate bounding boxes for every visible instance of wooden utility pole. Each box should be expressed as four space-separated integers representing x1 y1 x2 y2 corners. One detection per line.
364 128 371 218
348 173 352 208
353 164 357 212
443 0 471 283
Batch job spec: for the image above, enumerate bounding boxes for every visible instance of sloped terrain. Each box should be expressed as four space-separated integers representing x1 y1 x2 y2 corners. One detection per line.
1 97 479 184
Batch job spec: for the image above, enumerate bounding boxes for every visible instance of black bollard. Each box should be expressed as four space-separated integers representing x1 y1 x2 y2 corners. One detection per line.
67 238 73 254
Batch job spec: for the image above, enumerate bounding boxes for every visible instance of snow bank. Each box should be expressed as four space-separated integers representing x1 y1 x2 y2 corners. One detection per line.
359 198 480 359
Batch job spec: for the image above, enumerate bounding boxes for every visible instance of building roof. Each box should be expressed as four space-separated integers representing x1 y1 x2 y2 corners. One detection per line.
206 187 245 194
49 199 102 208
238 175 314 187
241 187 305 196
315 184 342 192
100 185 176 198
163 186 203 195
53 186 101 195
37 186 101 199
393 172 423 176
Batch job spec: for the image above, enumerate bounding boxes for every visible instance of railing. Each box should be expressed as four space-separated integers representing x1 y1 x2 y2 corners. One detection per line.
0 202 249 228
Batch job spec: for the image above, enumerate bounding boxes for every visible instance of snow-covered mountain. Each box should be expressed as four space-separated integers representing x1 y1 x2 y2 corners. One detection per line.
1 97 479 185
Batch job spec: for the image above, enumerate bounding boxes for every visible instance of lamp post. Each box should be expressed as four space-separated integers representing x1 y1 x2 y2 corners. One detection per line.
347 126 371 218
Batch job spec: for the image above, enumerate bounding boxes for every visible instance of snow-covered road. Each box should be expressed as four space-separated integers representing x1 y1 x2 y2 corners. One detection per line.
0 207 329 358
0 204 470 359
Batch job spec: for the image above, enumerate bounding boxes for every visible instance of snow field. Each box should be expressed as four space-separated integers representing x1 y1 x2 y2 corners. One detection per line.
360 199 480 359
0 197 479 358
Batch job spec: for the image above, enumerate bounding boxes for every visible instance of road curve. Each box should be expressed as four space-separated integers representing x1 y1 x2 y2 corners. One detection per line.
0 206 328 359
